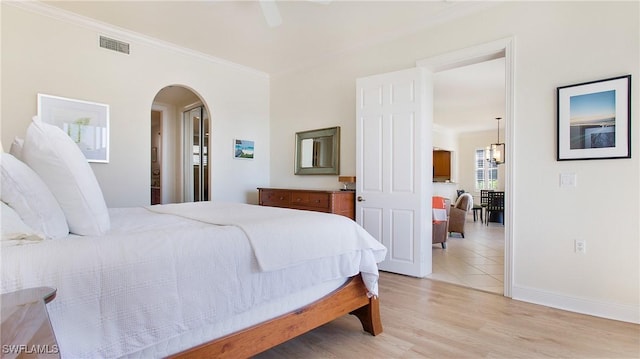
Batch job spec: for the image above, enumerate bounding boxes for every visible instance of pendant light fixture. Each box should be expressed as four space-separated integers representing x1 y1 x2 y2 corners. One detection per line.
486 117 505 165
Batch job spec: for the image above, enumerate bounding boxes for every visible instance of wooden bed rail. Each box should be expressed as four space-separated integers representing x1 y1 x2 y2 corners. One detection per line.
169 274 382 358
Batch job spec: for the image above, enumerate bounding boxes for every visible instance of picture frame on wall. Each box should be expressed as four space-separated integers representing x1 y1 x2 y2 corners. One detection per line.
37 94 110 163
557 75 631 161
234 139 255 160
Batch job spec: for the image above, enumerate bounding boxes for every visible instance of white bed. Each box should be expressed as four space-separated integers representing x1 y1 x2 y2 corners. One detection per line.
1 203 386 358
0 117 387 358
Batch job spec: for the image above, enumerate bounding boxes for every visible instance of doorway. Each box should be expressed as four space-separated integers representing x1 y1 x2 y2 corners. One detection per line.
354 38 513 295
151 110 162 205
151 85 210 204
417 38 514 297
428 58 507 295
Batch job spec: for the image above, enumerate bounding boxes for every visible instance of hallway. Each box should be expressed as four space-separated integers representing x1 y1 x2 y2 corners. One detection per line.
428 214 505 294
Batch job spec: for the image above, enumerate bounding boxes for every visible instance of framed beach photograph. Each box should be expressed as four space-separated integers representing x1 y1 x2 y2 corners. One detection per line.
234 139 254 160
38 94 110 163
557 75 631 161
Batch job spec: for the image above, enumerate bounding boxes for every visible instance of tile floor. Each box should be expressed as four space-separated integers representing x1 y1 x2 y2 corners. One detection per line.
427 213 505 294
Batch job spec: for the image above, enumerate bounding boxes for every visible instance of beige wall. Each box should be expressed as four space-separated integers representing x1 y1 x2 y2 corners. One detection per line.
1 3 270 206
270 1 639 322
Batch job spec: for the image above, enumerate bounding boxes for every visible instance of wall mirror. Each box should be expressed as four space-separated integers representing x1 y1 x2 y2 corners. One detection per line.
295 126 340 175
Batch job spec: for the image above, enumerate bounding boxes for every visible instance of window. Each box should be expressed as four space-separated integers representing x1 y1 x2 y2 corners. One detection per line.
475 149 498 190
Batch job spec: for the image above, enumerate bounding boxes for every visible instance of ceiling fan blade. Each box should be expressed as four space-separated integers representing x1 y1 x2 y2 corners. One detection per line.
259 0 282 28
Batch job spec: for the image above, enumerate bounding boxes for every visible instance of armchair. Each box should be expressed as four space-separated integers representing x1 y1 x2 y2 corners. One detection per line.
449 193 473 238
432 197 450 249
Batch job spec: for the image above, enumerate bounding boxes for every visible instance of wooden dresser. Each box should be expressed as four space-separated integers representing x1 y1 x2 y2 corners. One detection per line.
257 188 355 220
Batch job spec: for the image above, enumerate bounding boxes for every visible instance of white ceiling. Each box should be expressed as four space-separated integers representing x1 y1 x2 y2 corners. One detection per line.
41 0 505 133
434 57 506 133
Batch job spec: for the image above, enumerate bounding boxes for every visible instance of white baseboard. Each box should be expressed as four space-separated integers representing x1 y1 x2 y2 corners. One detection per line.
512 285 639 324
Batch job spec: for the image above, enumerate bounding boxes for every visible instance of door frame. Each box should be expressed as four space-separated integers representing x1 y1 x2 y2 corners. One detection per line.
182 104 210 202
151 104 171 204
416 37 515 297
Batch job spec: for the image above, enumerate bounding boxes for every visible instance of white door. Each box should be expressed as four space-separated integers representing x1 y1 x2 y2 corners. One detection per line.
356 67 432 277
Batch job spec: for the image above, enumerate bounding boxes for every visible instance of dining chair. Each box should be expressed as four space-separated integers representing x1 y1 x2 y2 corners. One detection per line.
486 191 504 225
480 190 492 224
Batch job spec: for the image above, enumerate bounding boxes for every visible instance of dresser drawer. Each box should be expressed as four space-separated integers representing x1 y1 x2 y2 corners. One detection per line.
257 188 355 220
289 192 330 209
260 190 290 206
306 193 330 209
290 192 310 205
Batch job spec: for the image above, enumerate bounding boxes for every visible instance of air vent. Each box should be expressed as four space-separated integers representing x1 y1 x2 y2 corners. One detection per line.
100 36 130 54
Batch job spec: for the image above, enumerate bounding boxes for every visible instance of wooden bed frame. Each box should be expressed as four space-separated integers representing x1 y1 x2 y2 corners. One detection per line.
169 274 382 358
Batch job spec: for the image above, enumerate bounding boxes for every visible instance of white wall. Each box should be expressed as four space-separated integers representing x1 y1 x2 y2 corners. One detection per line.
271 1 639 322
1 3 270 206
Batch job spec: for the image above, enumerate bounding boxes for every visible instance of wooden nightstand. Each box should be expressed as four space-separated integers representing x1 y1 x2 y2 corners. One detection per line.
1 287 60 358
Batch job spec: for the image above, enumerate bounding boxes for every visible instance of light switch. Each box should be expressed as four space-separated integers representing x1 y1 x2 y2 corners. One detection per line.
560 173 576 188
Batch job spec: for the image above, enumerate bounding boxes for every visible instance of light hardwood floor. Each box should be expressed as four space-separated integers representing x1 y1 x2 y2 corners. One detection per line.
256 273 640 358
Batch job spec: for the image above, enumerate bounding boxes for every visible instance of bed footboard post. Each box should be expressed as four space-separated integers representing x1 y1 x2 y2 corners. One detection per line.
350 295 383 336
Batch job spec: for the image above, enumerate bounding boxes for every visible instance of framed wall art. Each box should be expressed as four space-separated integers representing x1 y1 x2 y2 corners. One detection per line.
234 139 254 160
557 75 631 161
37 94 110 163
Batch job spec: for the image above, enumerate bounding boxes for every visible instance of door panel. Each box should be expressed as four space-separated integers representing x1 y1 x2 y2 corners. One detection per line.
362 207 383 242
356 67 432 277
362 114 383 192
390 209 415 262
391 113 415 193
391 80 415 104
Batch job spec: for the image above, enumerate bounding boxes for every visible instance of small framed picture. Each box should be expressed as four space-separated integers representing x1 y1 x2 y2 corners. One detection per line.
234 139 254 160
37 94 110 163
557 75 631 161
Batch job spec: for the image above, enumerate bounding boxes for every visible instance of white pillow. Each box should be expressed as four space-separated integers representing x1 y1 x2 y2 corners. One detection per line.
0 152 69 239
22 117 110 235
1 201 45 242
9 137 24 160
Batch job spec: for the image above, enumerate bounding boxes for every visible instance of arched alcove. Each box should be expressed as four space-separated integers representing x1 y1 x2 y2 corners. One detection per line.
151 85 211 204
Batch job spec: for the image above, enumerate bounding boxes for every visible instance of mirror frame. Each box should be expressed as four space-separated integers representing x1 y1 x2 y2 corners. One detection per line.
295 126 340 175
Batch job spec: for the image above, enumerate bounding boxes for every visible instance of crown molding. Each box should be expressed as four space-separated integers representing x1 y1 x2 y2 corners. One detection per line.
4 0 269 79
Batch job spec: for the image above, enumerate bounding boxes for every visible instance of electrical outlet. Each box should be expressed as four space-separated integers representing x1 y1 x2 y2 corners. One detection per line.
575 239 586 254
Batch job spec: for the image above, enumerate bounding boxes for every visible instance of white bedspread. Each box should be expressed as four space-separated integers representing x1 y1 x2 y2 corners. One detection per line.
147 202 386 272
1 203 387 358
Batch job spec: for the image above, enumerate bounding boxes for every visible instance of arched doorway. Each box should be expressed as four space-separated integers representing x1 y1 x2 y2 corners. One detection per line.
151 85 210 204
